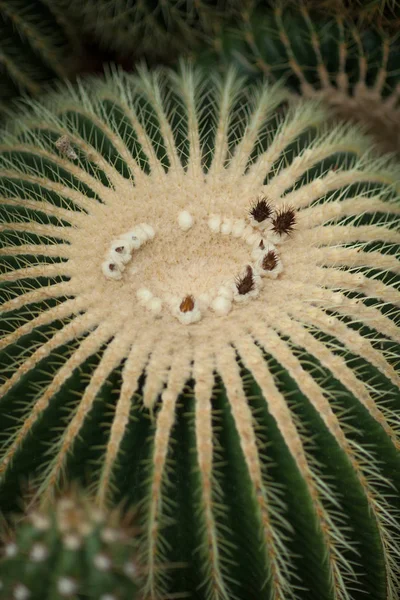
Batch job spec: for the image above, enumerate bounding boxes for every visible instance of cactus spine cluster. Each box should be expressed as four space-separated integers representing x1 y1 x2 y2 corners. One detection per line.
0 62 399 599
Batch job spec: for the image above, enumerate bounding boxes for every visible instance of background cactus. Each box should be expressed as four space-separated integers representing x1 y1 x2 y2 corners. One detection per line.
50 0 246 63
0 0 84 117
26 1 400 154
304 0 400 32
198 2 400 155
0 64 399 599
0 489 148 599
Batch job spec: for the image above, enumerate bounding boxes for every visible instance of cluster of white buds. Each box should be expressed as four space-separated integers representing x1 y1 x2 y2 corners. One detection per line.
208 215 263 246
102 223 155 280
136 288 163 315
100 196 295 324
210 284 234 316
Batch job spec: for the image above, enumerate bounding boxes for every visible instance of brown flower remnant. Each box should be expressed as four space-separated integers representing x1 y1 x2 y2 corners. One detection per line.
272 207 296 236
236 266 256 295
262 250 279 271
179 295 195 312
249 197 273 223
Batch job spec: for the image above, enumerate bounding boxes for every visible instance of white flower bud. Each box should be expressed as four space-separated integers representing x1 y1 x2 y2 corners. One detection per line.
101 528 119 543
241 225 254 240
245 232 261 246
208 214 221 233
231 219 246 237
102 260 123 280
139 223 155 239
217 285 233 300
133 225 149 243
211 296 232 316
220 218 233 235
148 297 162 313
109 239 132 264
136 288 153 304
178 211 194 231
121 231 142 250
197 293 212 310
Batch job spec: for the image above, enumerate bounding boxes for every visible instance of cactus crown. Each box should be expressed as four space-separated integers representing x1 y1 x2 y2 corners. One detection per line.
0 64 399 599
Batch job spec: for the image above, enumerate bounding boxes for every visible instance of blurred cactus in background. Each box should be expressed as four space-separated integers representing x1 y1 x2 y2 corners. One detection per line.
0 489 150 600
0 63 399 599
39 1 400 154
50 0 247 63
198 2 400 154
0 0 85 117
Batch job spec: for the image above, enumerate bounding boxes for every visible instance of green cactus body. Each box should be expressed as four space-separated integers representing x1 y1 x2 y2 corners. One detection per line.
0 0 81 113
0 64 399 599
201 3 400 154
0 491 145 599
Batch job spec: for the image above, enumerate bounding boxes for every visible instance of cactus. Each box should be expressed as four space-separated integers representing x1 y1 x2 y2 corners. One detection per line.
0 63 399 599
42 2 400 153
302 0 400 32
50 0 244 62
199 2 400 155
0 489 148 599
0 0 82 115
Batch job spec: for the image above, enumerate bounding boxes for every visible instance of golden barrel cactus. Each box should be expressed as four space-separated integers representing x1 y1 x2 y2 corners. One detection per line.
0 64 399 599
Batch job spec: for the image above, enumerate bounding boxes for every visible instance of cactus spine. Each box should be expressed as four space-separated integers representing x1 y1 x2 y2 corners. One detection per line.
0 64 399 599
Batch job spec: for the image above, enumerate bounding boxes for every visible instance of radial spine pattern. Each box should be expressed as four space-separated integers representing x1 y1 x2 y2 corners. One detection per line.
0 64 399 600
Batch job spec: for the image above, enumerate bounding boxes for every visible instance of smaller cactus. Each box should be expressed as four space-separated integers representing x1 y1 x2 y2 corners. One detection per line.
0 490 146 600
0 0 82 115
